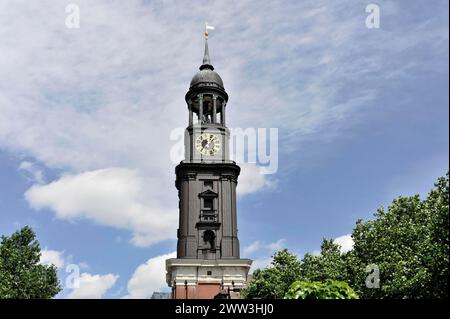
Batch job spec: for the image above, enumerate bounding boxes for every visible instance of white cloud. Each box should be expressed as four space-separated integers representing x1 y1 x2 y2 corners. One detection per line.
243 238 286 258
40 249 65 268
243 241 261 256
0 1 439 175
267 238 286 251
334 234 354 253
19 161 45 184
25 167 178 247
124 251 176 299
250 257 272 273
0 0 446 246
67 273 119 299
243 239 286 272
237 164 272 195
78 262 90 270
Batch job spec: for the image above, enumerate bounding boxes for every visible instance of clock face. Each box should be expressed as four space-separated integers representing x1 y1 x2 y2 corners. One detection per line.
195 133 221 156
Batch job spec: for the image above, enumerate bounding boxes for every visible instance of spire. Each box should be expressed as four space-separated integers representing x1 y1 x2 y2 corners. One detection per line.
200 24 214 70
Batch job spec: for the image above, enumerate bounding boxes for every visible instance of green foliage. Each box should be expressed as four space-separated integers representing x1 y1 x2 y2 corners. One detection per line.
300 173 449 298
244 173 449 299
284 280 359 299
241 249 301 299
299 239 350 283
347 173 449 298
0 226 61 299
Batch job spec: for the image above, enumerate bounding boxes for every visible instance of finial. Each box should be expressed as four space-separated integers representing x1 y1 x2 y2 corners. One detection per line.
200 23 215 70
205 22 214 38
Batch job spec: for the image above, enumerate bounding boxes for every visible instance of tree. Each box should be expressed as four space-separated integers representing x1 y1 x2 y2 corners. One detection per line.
244 173 449 299
284 280 359 299
299 173 449 298
347 173 449 298
242 249 301 299
0 226 61 298
299 239 349 283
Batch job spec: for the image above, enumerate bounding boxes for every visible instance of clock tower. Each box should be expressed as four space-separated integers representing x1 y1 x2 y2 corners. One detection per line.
166 32 252 299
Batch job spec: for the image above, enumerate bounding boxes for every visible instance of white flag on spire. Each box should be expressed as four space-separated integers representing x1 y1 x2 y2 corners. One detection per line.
205 23 215 30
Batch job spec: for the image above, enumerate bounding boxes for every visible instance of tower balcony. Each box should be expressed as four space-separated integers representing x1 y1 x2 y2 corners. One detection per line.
200 209 217 223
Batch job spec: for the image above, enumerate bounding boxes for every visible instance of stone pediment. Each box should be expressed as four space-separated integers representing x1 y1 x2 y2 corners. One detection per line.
198 189 218 198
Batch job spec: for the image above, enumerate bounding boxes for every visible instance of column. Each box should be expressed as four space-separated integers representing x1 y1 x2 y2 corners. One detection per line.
221 101 226 126
198 94 203 124
188 100 193 126
173 280 177 299
212 95 217 124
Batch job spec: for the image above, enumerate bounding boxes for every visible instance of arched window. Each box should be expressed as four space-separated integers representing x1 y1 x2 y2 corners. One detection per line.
203 230 215 249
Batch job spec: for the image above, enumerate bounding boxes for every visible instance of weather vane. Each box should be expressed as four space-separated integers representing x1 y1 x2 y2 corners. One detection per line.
205 22 215 38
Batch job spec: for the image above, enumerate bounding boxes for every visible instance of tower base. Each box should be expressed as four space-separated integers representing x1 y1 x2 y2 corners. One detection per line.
166 258 252 299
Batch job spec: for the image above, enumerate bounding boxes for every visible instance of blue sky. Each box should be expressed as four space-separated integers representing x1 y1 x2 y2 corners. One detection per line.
0 0 448 298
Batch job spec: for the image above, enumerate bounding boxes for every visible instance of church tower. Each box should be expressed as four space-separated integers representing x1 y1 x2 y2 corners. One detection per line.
166 31 252 299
